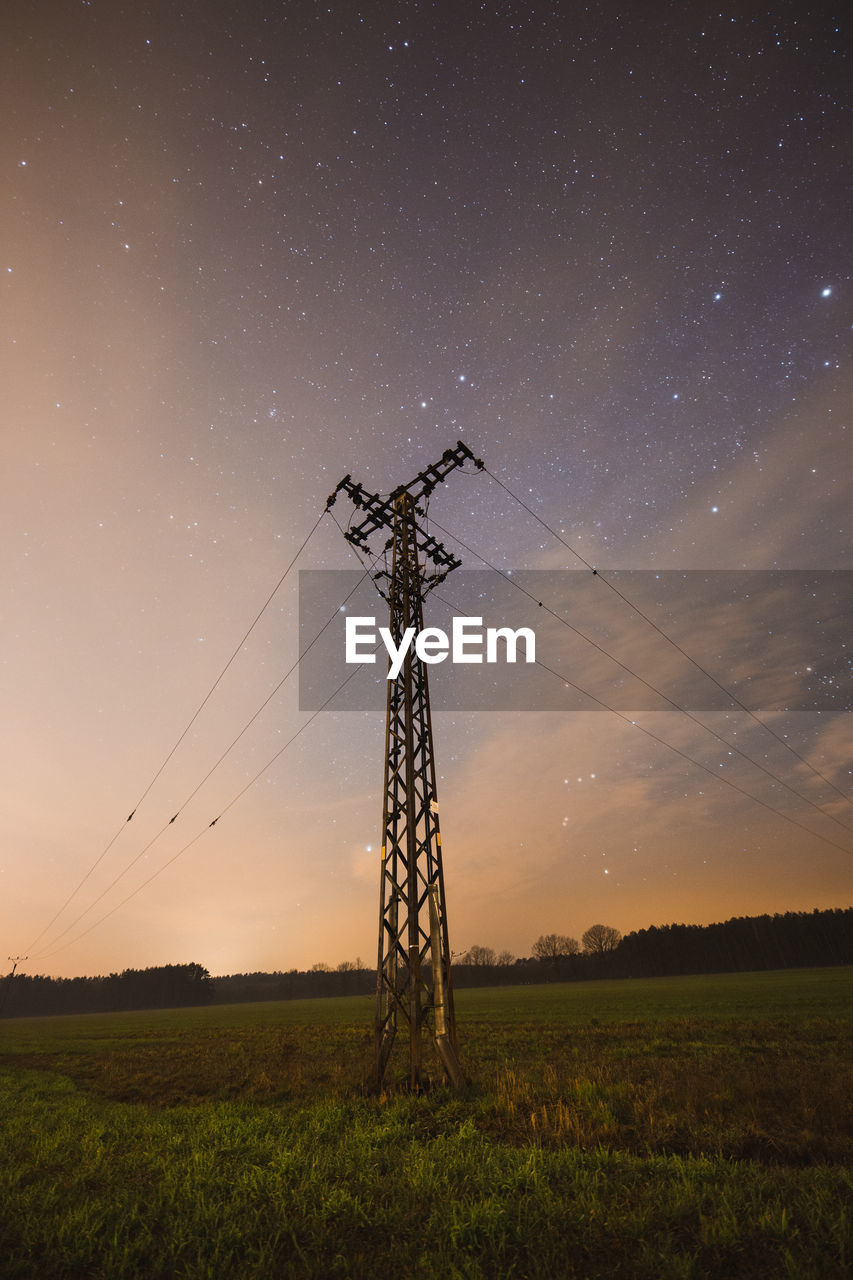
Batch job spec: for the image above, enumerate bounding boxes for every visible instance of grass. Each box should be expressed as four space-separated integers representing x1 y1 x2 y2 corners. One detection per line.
1 968 851 1278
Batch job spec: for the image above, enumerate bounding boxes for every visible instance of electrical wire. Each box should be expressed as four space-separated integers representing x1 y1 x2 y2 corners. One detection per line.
330 506 393 601
28 559 383 960
426 511 853 843
482 466 852 812
335 462 851 842
32 660 371 963
24 510 326 956
427 508 853 834
433 592 853 859
132 508 328 814
30 502 388 958
26 464 848 964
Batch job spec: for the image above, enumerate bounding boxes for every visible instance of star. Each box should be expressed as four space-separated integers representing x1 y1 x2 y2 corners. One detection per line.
3 0 849 977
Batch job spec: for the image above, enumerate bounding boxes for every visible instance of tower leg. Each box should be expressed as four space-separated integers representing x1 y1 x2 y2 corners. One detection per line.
429 885 465 1089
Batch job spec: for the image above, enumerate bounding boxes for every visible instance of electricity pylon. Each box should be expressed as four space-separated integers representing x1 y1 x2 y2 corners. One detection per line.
327 440 482 1091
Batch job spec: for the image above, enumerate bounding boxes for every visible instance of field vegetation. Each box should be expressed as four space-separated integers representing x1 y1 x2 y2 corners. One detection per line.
1 967 851 1278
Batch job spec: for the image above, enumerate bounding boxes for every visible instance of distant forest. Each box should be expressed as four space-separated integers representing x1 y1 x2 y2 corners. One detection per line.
2 907 850 1019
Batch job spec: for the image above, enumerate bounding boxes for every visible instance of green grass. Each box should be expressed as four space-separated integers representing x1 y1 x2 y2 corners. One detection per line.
1 968 851 1278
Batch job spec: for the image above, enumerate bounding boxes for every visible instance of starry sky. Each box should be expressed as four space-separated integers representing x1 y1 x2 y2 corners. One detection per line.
2 0 850 980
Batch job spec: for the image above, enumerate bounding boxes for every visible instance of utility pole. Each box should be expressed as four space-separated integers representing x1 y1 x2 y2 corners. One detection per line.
327 440 482 1091
0 956 26 1018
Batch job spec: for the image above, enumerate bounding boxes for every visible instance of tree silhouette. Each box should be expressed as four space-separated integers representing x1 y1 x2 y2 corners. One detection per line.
532 933 579 961
582 923 622 954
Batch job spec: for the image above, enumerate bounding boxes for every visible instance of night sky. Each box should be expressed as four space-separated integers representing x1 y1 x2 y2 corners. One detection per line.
2 0 850 980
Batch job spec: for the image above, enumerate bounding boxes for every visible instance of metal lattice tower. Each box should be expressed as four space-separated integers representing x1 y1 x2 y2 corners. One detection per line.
327 440 482 1090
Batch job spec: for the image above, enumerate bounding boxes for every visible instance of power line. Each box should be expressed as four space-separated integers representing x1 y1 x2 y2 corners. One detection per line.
427 513 853 837
25 474 849 966
156 563 378 823
434 592 853 859
31 661 372 964
482 466 852 812
128 508 328 816
28 560 382 960
23 510 327 956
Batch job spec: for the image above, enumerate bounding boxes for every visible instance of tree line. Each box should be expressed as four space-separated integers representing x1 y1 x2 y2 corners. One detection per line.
0 962 214 1020
1 908 850 1018
454 908 852 986
460 922 623 968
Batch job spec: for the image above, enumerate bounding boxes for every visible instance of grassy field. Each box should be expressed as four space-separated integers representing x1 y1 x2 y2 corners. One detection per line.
0 968 851 1278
